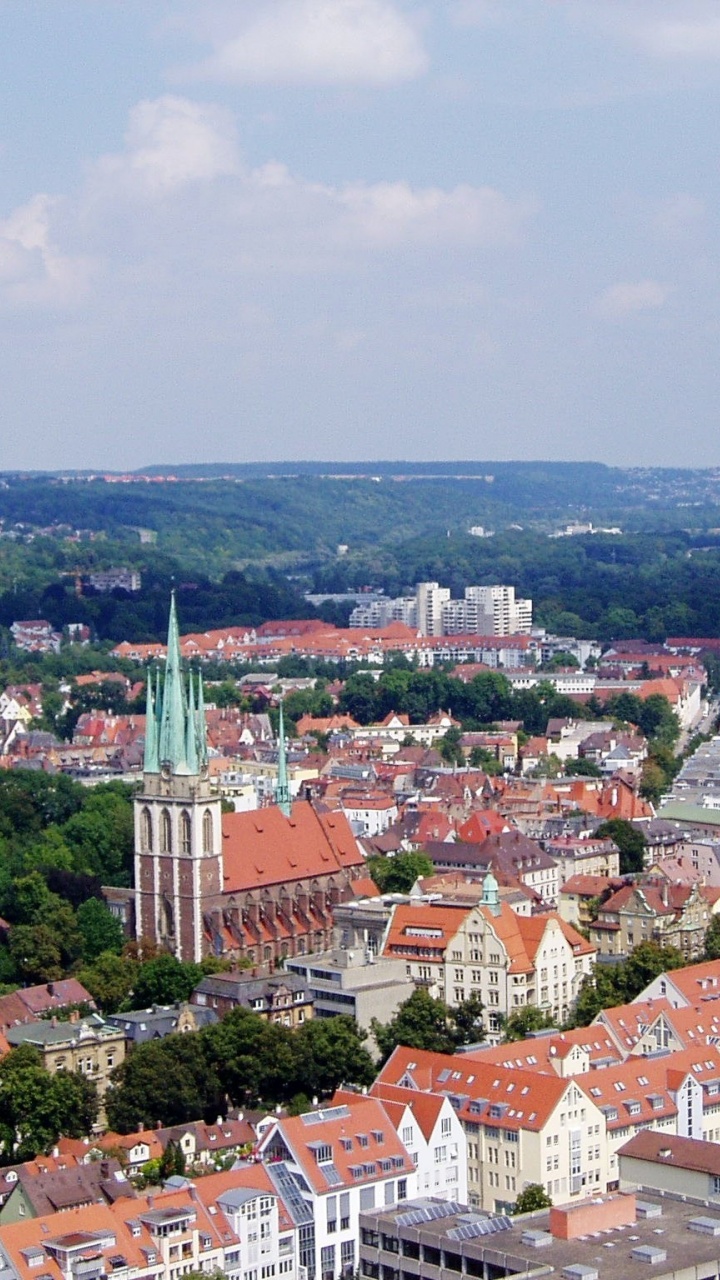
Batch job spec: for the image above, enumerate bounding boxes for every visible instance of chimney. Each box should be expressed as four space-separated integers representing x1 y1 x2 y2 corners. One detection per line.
147 1194 155 1208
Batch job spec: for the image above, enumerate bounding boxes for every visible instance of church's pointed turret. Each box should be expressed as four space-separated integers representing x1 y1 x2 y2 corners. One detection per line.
276 700 292 818
196 673 208 770
143 670 160 774
159 591 188 774
185 671 199 775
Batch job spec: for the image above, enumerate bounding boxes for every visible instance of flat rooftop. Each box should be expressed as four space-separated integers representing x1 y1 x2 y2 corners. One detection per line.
360 1192 720 1280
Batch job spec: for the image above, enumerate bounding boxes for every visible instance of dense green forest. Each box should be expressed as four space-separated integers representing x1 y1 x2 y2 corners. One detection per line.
2 466 720 642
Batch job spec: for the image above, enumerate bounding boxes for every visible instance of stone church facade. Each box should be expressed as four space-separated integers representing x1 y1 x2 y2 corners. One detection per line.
134 598 367 965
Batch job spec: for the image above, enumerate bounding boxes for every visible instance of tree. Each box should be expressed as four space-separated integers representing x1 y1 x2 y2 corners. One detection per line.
452 992 486 1046
293 1017 375 1098
106 1035 222 1132
502 1006 556 1042
705 915 720 961
595 819 645 875
513 1184 552 1214
372 988 459 1061
202 1007 298 1107
77 951 138 1014
0 1044 98 1160
77 898 125 963
132 953 202 1007
367 851 434 894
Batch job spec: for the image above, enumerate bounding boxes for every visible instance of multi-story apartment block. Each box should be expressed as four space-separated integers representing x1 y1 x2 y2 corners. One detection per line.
257 1096 416 1280
376 1046 610 1212
366 1083 468 1203
5 1016 125 1128
0 1170 297 1280
381 881 595 1033
544 834 620 885
416 583 451 637
589 880 711 962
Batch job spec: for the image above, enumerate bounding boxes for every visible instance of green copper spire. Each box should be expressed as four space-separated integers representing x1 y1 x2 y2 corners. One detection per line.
143 669 160 774
196 672 208 770
276 700 292 818
159 591 189 774
185 671 199 775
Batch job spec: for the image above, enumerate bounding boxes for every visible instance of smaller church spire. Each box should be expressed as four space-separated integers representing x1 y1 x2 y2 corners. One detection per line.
196 672 208 769
481 868 501 917
185 671 199 774
143 669 159 774
275 700 292 818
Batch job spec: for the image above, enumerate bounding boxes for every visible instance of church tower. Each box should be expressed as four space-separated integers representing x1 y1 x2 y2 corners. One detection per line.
134 594 223 962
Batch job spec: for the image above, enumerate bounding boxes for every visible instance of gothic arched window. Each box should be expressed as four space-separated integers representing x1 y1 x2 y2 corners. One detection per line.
180 810 191 855
160 808 172 854
203 809 213 854
140 807 152 853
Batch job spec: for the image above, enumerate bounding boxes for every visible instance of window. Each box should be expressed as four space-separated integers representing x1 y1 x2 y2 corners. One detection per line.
140 807 152 852
203 809 214 853
441 1117 452 1137
160 808 172 854
341 1241 355 1274
179 810 191 854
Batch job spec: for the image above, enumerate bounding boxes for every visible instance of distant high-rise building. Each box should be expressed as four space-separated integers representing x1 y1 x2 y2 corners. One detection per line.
416 581 451 636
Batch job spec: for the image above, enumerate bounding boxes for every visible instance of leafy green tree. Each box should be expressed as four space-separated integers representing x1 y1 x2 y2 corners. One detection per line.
367 851 434 894
132 953 202 1007
202 1007 298 1107
622 940 685 998
77 951 138 1014
502 1006 557 1042
452 992 486 1046
9 924 63 983
705 915 720 961
106 1035 222 1132
513 1184 552 1214
438 727 465 767
62 787 134 885
372 988 460 1061
293 1016 375 1097
595 819 645 875
0 1044 98 1159
77 899 125 963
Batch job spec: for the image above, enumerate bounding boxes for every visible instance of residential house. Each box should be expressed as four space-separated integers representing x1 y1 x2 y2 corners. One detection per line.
375 1045 609 1212
0 1157 135 1225
543 835 620 885
5 1016 125 1127
381 887 595 1033
191 971 314 1028
257 1096 416 1280
589 880 711 961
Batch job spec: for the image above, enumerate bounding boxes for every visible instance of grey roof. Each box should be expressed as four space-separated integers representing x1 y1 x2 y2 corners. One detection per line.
105 1003 217 1043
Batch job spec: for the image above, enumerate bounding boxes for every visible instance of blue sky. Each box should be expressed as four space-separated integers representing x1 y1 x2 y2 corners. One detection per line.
1 1 719 470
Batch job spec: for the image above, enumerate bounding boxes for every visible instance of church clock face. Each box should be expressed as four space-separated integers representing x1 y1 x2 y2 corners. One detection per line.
161 761 172 781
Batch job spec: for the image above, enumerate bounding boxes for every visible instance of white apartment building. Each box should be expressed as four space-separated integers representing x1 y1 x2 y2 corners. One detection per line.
257 1097 417 1280
377 1047 610 1212
382 891 596 1034
368 1082 468 1204
416 583 451 637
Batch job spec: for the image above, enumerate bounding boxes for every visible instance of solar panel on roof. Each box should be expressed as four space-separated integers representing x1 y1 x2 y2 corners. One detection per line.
396 1202 464 1227
266 1163 313 1225
300 1106 351 1126
448 1216 512 1241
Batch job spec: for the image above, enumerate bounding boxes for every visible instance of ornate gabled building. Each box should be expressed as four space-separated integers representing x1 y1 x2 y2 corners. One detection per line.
134 599 367 965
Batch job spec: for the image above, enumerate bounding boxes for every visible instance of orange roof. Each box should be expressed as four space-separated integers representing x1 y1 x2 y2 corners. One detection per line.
259 1096 413 1195
384 903 471 962
377 1045 572 1132
368 1081 446 1142
221 800 364 893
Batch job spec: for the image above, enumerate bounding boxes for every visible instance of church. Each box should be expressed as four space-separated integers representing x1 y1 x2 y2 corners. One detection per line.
134 597 367 965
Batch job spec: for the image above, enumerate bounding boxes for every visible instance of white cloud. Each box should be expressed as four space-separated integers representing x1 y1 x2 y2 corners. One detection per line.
334 180 533 248
593 279 670 320
0 95 534 315
94 96 239 197
176 0 428 86
0 194 94 307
